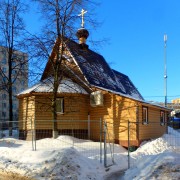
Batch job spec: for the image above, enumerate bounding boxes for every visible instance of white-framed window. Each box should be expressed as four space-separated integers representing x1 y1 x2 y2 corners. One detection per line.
160 111 165 125
12 86 16 93
3 77 7 83
12 54 17 60
12 70 17 75
1 58 6 64
2 67 6 73
2 111 6 118
21 80 25 86
2 94 6 100
142 106 148 124
2 103 6 108
13 103 17 109
56 98 64 114
12 61 16 67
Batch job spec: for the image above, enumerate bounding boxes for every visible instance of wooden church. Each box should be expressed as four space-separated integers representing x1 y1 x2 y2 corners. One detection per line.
17 13 170 147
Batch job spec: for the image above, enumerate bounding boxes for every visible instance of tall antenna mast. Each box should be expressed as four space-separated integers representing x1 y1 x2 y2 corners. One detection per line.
164 34 167 107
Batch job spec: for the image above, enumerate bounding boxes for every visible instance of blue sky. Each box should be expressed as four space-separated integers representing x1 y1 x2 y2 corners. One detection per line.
25 0 180 103
92 1 180 103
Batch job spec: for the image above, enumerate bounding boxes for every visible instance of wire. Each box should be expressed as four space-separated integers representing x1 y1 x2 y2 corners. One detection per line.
144 95 180 98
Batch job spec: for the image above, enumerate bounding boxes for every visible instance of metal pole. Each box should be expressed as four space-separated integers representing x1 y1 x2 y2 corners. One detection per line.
100 118 102 163
112 124 115 164
128 120 130 169
31 118 34 151
164 34 168 107
34 116 36 151
71 119 74 147
88 114 90 139
0 121 2 138
104 121 107 167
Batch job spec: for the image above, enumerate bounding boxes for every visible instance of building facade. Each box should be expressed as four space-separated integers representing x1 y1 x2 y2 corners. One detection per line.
17 27 170 146
0 46 28 122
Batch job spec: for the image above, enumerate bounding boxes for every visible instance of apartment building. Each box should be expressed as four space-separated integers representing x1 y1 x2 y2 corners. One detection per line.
0 46 28 122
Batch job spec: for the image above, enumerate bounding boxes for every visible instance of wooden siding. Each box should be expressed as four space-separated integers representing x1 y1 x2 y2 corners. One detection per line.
18 96 35 130
89 92 138 143
138 104 168 141
18 90 170 146
19 94 89 130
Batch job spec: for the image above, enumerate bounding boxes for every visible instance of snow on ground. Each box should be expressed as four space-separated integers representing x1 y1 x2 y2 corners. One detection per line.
0 127 179 179
124 127 180 180
0 137 106 180
124 152 180 180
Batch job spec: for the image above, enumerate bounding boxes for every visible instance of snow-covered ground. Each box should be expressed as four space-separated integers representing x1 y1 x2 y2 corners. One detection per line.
0 127 179 180
124 127 180 180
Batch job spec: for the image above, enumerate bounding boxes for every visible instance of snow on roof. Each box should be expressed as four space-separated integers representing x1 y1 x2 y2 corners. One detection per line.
17 78 88 96
66 40 144 101
92 84 170 110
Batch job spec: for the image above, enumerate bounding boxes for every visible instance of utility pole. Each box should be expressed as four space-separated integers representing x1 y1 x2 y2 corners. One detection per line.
164 34 167 107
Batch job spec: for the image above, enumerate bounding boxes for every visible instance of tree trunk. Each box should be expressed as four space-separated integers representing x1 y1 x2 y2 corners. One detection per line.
8 48 13 136
52 73 59 138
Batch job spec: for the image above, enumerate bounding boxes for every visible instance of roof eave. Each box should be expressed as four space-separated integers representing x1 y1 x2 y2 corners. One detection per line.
91 85 171 111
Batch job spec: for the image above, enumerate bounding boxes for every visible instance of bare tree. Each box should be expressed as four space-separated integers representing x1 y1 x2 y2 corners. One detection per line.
0 0 28 136
32 0 98 138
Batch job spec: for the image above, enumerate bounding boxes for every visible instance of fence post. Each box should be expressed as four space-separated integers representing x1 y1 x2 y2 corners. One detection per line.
71 119 74 147
0 121 2 138
100 118 102 163
31 118 34 151
128 120 130 169
112 125 115 164
34 116 36 151
88 114 90 139
104 121 107 167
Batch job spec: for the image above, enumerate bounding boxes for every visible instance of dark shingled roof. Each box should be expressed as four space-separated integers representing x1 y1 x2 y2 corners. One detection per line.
66 40 144 101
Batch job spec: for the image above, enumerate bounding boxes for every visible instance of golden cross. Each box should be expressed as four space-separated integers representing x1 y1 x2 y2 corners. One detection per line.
78 9 87 28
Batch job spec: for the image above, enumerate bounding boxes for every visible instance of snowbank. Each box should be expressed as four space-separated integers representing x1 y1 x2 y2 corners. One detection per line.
0 127 179 179
0 137 106 179
124 127 180 180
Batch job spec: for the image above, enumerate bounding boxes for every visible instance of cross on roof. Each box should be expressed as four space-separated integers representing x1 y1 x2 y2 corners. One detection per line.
78 9 87 28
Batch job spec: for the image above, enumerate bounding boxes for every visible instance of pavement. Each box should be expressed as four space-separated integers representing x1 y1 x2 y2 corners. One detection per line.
104 170 125 180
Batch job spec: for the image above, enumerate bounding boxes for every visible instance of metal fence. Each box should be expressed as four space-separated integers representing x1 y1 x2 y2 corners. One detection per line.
0 119 117 167
0 119 116 167
0 120 19 138
32 119 103 163
127 121 180 168
1 119 178 169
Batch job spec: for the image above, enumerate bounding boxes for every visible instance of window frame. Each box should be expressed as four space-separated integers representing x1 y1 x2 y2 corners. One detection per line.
12 70 17 75
1 58 6 64
2 103 6 108
160 111 165 126
56 98 64 114
2 67 6 73
2 111 6 118
2 94 6 100
142 106 148 125
12 86 16 93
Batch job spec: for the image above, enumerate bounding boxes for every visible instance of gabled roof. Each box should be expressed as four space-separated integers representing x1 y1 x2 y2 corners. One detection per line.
65 40 144 101
17 78 88 96
40 38 144 101
112 70 144 100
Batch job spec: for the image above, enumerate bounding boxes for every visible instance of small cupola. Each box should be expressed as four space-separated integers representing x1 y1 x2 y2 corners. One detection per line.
76 28 89 44
76 9 89 48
